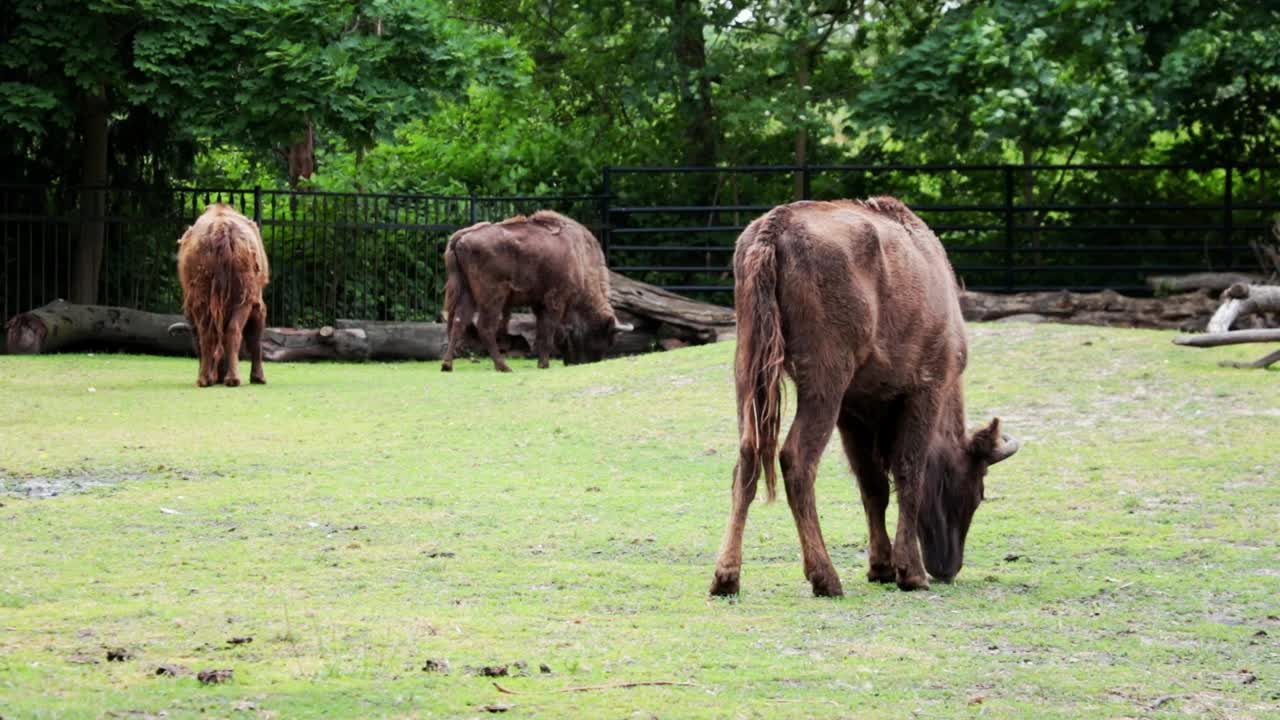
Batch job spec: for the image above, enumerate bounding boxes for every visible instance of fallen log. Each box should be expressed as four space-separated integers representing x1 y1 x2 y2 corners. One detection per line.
958 288 1219 330
333 320 447 361
1206 283 1280 333
608 271 736 341
6 282 1236 359
5 300 192 355
259 326 372 362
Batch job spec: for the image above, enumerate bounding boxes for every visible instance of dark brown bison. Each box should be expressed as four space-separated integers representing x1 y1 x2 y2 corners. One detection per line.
440 211 631 372
176 204 269 387
709 198 1019 597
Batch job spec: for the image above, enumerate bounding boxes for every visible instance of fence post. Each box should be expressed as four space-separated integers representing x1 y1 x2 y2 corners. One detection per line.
469 191 478 225
1223 161 1234 252
801 162 811 200
253 186 262 224
1003 165 1016 292
600 166 612 260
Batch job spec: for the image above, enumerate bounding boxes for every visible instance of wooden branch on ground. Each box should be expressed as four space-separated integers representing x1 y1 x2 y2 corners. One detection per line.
1172 327 1280 370
1145 272 1264 295
1219 348 1280 369
1206 283 1280 333
1171 329 1280 347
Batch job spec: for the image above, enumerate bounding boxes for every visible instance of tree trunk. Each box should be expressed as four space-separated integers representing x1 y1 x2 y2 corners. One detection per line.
1021 140 1039 264
72 84 110 305
670 0 717 204
793 44 810 202
286 117 316 187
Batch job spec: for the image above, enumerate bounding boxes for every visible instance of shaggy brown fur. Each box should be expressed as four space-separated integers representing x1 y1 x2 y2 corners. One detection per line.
710 198 1019 597
440 211 630 372
177 204 269 387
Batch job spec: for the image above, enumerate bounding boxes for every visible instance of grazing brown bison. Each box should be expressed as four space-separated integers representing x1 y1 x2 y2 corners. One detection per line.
440 211 631 372
177 204 269 387
709 198 1019 597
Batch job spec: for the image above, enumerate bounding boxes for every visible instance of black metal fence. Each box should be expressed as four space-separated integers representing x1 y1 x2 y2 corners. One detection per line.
603 163 1279 304
4 163 1276 325
0 186 603 326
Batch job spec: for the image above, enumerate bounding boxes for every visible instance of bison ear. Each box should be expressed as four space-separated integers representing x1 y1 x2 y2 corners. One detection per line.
970 418 1020 465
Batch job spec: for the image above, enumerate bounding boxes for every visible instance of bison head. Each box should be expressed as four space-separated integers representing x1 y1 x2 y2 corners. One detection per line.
562 313 633 365
918 418 1019 583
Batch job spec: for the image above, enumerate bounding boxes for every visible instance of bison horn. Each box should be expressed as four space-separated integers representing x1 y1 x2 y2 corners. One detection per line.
989 433 1021 464
167 322 192 336
613 320 634 333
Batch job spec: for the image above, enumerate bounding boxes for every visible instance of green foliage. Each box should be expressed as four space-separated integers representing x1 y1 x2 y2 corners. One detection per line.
6 0 1272 192
1153 2 1280 162
0 0 522 185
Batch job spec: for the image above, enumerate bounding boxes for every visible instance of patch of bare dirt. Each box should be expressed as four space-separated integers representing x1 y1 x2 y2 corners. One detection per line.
0 471 149 498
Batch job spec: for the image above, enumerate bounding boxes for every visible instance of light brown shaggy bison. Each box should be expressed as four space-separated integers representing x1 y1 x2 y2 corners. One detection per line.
709 198 1019 598
177 204 269 387
440 211 631 372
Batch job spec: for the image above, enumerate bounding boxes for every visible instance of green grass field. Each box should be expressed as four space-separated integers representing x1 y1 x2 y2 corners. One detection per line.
1 323 1277 719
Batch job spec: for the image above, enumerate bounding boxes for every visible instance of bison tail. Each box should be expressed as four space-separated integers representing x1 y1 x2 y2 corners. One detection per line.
442 232 469 328
734 207 789 503
202 222 244 367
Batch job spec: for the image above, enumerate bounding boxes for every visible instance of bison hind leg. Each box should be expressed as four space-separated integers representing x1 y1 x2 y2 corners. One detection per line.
247 303 266 384
221 304 254 387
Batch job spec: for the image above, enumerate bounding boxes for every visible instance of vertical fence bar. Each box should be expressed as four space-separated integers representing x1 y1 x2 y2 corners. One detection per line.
601 167 612 263
1223 161 1234 266
1003 165 1016 292
801 163 812 201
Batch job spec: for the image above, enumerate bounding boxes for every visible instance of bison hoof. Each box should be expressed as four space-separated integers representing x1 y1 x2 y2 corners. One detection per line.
197 377 212 388
895 572 930 592
809 572 844 598
250 375 266 385
440 362 453 372
496 365 513 373
224 377 241 387
709 569 740 597
867 564 896 584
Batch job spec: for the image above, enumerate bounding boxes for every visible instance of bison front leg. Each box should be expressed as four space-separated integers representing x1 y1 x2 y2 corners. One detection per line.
533 303 565 369
780 390 844 597
888 395 936 591
220 304 253 387
839 420 895 584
